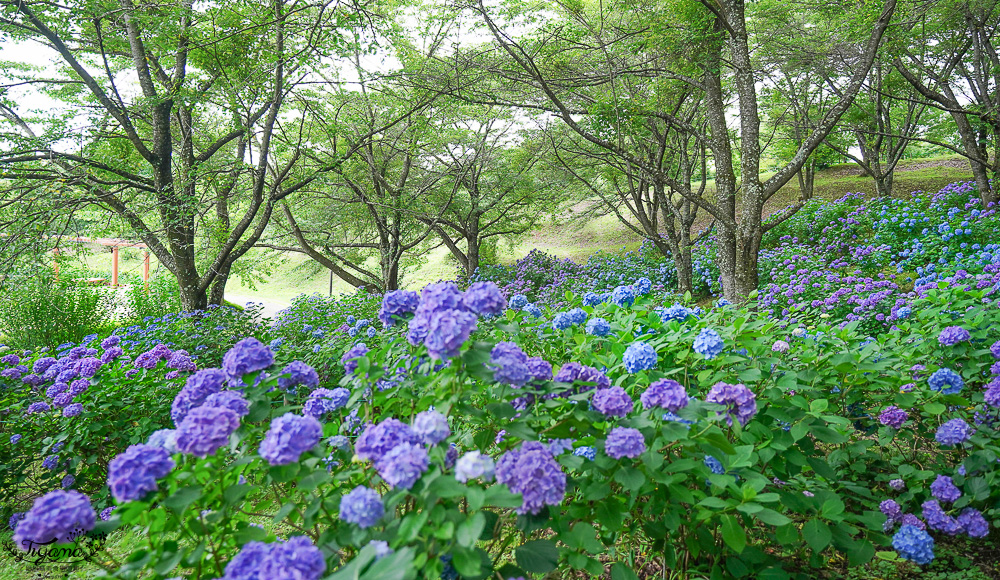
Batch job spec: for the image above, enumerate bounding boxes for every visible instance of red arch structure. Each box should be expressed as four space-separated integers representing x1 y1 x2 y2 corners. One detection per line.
51 236 150 287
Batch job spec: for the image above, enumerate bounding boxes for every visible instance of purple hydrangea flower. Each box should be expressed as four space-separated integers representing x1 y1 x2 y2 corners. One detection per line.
889 479 905 491
462 281 507 316
68 379 89 396
957 507 989 538
412 409 450 445
203 391 250 417
167 350 196 372
107 444 175 502
63 403 82 417
52 393 73 407
339 486 384 528
8 512 25 530
341 343 369 375
176 406 241 457
983 380 1000 408
930 475 962 503
42 455 59 470
771 340 790 353
693 329 725 359
611 285 635 308
77 357 102 378
278 361 319 391
526 357 553 381
496 441 566 515
375 442 429 489
622 341 657 373
258 536 326 580
705 382 758 426
222 338 274 379
490 342 530 387
13 490 95 550
46 383 68 398
23 374 44 387
922 500 962 535
99 506 115 521
355 418 418 461
10 434 21 444
592 387 633 417
935 418 971 446
879 406 908 429
146 429 179 453
32 357 56 374
555 362 610 390
901 513 925 530
928 368 964 395
424 310 478 359
259 413 322 466
455 451 495 483
171 368 227 425
379 290 420 326
26 401 51 414
640 379 688 412
303 387 350 417
938 326 970 346
604 427 646 459
880 499 903 522
892 524 934 565
100 336 120 349
223 541 270 580
100 346 123 364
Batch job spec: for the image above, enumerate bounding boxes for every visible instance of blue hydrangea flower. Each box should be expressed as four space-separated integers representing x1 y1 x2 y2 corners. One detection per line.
146 429 179 453
355 418 418 461
259 536 326 580
375 442 429 489
496 442 566 515
222 338 274 379
412 409 450 445
604 427 646 459
930 475 961 503
566 307 587 325
892 524 934 565
693 329 724 359
935 418 971 446
509 294 529 310
455 451 495 483
632 277 652 295
278 361 319 391
13 490 95 550
339 486 384 528
928 368 963 395
658 303 693 323
938 326 970 346
107 444 175 502
490 342 531 387
369 540 393 561
641 379 688 413
304 387 350 417
341 343 369 375
552 311 574 330
462 282 507 316
592 387 633 417
259 413 322 466
622 341 657 373
611 285 635 308
176 405 240 458
573 446 596 460
705 382 757 426
585 317 611 337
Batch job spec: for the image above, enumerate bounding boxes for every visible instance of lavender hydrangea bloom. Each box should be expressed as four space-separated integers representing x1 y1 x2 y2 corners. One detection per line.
901 513 925 530
957 508 989 538
171 368 226 425
259 413 322 466
355 418 418 461
496 441 567 515
592 387 633 417
167 350 196 372
622 341 657 373
490 342 531 387
879 406 908 428
771 340 790 353
146 429 179 453
258 536 326 580
938 326 970 346
455 451 496 483
930 475 961 503
693 329 725 359
525 357 553 382
13 490 95 549
573 446 596 460
222 338 274 379
277 361 319 391
424 310 478 359
107 444 175 502
8 512 24 530
3 353 23 366
22 374 44 387
379 290 420 326
52 392 73 407
63 403 82 417
375 442 429 489
46 383 68 398
100 336 120 349
641 379 688 413
412 409 450 445
32 357 56 374
303 388 350 417
983 380 1000 408
554 362 611 390
462 281 507 316
892 524 934 565
223 541 271 580
705 382 758 426
880 499 903 522
604 427 646 459
42 455 59 470
77 357 102 378
991 340 1000 360
922 500 962 535
935 418 971 446
176 406 240 457
889 479 906 491
10 434 21 444
203 391 250 417
68 379 89 396
339 486 384 528
341 343 369 375
928 368 964 395
26 401 51 414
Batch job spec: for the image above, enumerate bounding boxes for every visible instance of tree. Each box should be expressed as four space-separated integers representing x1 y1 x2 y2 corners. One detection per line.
452 0 896 301
0 0 358 309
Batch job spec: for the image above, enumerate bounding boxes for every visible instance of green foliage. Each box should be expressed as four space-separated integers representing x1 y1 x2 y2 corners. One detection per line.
0 271 116 350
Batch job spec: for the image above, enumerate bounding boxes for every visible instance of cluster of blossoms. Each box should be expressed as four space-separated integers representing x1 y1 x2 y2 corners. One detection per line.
496 441 567 514
107 444 175 502
403 281 505 359
354 412 448 490
705 382 757 426
222 536 326 580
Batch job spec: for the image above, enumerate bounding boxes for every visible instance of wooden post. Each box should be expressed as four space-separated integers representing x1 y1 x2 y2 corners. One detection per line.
143 251 150 283
111 246 119 287
53 247 60 279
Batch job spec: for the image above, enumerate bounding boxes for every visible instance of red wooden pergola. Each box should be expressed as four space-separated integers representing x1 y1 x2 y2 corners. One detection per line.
52 236 150 287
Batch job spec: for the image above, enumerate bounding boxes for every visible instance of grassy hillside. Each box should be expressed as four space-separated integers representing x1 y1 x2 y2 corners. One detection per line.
71 155 974 306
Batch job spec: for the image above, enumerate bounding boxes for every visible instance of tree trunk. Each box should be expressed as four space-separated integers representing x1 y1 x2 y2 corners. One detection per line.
209 262 231 306
465 235 480 277
875 171 893 197
178 277 208 311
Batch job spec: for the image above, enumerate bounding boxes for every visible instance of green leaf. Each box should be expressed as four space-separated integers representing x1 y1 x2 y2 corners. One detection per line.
614 466 646 492
456 512 486 548
610 563 640 580
162 486 202 512
720 514 746 554
754 508 791 527
803 519 832 553
515 540 560 573
923 402 946 416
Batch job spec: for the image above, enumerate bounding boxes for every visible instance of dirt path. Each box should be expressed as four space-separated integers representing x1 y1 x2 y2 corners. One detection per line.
224 293 291 319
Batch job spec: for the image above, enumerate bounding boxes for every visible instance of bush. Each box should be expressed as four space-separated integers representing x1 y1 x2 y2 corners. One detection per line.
0 272 116 350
